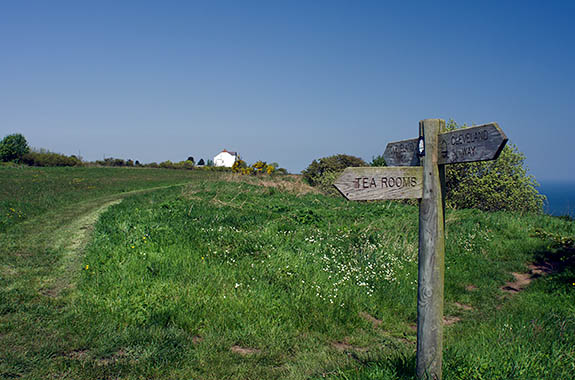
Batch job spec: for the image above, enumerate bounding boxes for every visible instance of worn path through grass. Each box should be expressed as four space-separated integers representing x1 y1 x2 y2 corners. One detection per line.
0 177 194 379
41 183 194 297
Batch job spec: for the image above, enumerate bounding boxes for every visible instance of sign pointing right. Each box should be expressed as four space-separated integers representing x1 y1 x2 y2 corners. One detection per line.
384 122 508 166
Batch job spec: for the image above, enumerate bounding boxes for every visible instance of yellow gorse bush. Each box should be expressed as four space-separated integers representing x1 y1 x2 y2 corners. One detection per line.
232 157 280 176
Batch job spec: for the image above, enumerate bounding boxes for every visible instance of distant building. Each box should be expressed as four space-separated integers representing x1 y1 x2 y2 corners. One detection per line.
213 149 238 167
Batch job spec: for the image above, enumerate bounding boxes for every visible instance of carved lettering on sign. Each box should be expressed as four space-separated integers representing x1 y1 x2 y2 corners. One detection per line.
353 176 420 189
355 176 420 189
389 141 416 155
334 167 423 201
449 129 488 146
385 123 507 166
444 128 489 161
381 176 418 188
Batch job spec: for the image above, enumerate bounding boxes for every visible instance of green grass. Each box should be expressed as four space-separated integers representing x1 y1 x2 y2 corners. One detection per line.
0 166 227 232
1 166 574 379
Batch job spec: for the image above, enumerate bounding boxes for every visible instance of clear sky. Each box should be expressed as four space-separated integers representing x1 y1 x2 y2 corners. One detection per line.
1 1 574 181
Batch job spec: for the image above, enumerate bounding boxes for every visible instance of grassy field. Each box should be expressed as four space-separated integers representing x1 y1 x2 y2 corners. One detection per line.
1 166 574 379
0 166 220 232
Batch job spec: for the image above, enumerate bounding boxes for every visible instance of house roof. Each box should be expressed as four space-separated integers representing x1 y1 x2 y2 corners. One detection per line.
219 149 238 156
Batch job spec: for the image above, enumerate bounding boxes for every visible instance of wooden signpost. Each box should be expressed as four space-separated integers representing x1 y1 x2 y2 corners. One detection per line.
383 122 507 166
334 119 507 380
333 167 423 201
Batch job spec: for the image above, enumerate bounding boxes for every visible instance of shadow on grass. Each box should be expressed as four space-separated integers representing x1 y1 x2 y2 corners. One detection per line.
531 243 575 291
322 353 416 380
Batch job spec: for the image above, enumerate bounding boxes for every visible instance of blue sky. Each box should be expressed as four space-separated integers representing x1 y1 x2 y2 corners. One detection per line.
1 1 574 181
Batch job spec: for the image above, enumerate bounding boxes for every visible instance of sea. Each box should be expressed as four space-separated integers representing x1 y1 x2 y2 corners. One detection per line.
538 181 575 218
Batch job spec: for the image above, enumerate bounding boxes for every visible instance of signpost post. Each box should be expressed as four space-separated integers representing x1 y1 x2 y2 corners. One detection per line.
334 119 507 380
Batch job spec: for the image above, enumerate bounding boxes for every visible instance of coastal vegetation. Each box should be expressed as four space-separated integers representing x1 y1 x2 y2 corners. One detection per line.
444 121 545 213
302 122 546 214
1 166 573 379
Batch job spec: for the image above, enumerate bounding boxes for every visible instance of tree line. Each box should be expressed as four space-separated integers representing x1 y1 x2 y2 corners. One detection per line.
0 133 286 175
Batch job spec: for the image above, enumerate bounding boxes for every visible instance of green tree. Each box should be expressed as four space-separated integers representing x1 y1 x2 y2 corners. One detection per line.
302 154 367 194
0 133 30 163
445 120 545 213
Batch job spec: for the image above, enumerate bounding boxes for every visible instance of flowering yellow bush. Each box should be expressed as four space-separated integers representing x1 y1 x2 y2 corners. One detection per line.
233 159 276 176
232 159 247 173
241 167 254 175
252 161 266 173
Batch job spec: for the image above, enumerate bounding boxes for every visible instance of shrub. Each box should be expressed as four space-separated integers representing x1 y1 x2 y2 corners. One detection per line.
156 160 195 170
445 120 545 213
197 159 205 166
302 154 367 193
173 160 194 170
232 159 277 176
96 157 128 167
159 160 174 169
242 167 254 175
252 160 268 174
370 154 386 167
22 150 82 167
232 159 248 173
0 133 30 163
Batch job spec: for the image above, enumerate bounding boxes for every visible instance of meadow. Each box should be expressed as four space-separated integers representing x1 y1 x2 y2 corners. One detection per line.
0 166 215 232
0 166 573 379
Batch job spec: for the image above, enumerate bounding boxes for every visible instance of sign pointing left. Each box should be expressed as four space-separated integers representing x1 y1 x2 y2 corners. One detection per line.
334 166 423 201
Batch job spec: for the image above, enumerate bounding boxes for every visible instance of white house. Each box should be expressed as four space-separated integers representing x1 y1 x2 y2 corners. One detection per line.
213 149 238 167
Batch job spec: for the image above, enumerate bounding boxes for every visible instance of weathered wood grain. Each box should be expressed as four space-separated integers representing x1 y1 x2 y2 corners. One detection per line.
383 137 420 167
333 167 423 201
384 122 508 166
439 122 507 164
416 119 446 380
